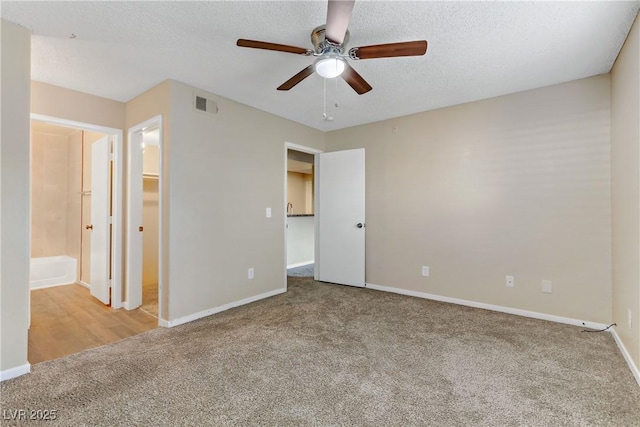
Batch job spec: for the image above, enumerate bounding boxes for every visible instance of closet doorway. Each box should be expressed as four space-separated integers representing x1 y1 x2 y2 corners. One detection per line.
126 116 163 320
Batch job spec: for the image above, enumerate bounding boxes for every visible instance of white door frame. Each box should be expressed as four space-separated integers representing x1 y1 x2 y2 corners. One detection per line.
30 113 124 309
284 142 323 290
126 115 163 322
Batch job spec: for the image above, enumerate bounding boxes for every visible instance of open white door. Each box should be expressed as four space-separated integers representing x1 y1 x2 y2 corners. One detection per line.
89 136 111 304
317 148 365 287
125 130 144 309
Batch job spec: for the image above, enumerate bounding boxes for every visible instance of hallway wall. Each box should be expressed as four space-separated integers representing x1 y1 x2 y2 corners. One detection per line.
0 19 31 376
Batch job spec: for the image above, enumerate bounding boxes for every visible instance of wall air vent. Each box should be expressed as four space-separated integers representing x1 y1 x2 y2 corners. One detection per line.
194 94 219 115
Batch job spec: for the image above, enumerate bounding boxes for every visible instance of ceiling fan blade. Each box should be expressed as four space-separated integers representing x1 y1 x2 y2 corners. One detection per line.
341 64 372 95
325 0 355 45
349 40 428 60
237 39 311 55
277 65 315 91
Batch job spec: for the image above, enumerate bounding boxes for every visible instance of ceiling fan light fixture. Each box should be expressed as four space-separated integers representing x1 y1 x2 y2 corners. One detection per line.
314 56 346 79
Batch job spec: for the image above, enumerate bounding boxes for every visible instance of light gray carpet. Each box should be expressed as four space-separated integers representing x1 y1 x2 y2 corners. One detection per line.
2 277 639 426
287 263 314 277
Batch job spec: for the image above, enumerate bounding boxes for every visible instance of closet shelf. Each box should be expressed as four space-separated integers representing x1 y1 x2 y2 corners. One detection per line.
143 173 159 180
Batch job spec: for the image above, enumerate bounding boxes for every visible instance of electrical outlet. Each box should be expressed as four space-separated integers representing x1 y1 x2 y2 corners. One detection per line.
629 309 633 329
248 268 254 279
422 266 429 277
541 280 552 294
505 276 514 287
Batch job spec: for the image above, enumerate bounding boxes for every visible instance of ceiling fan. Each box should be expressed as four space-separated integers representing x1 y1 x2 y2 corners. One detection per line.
236 0 428 95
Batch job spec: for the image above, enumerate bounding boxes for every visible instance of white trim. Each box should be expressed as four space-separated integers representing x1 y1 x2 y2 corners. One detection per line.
159 287 286 328
0 363 30 382
29 281 75 291
79 281 90 289
611 328 640 387
110 134 123 309
30 114 123 309
364 282 608 330
286 143 323 155
287 260 314 269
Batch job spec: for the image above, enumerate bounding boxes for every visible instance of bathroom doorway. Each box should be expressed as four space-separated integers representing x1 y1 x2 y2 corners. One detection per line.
29 113 124 306
29 121 96 289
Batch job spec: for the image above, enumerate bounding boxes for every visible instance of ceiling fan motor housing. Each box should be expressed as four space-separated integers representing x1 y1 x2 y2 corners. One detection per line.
311 25 350 55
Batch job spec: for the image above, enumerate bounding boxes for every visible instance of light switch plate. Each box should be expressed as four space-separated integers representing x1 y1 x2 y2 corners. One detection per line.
542 280 552 294
266 208 271 218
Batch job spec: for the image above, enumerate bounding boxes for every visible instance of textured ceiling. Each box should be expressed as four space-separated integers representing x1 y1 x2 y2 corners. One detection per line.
3 1 639 131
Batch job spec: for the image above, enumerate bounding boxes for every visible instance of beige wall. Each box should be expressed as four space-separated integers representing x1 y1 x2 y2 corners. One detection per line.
143 144 159 176
30 130 71 257
31 81 125 130
166 80 324 320
326 75 612 324
611 14 640 368
66 130 82 277
287 171 310 215
1 19 31 373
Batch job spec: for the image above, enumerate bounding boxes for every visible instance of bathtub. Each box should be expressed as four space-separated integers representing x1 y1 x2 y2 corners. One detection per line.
30 256 77 290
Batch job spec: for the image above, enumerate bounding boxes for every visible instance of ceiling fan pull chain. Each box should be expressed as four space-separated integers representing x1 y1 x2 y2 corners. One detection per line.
323 77 327 118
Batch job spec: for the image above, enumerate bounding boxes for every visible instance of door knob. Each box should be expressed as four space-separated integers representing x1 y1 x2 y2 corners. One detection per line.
356 223 365 228
85 224 93 230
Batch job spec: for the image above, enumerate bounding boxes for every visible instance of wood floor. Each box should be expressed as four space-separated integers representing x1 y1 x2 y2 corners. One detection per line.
29 284 158 364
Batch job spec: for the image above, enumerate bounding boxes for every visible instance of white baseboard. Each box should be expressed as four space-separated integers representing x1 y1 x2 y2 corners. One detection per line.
30 280 75 291
0 363 30 382
78 281 90 289
364 282 608 330
123 301 139 310
159 287 286 328
287 261 314 269
610 328 640 387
